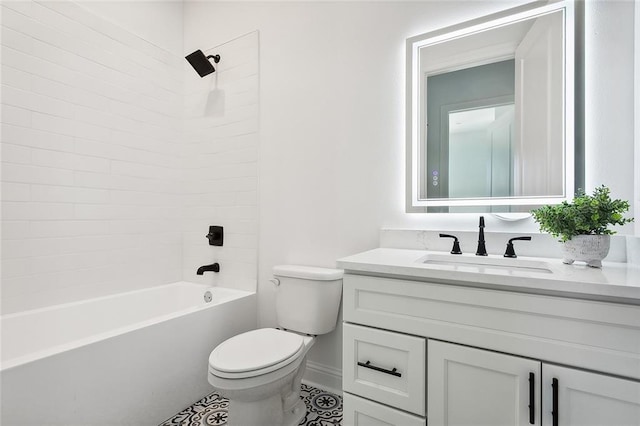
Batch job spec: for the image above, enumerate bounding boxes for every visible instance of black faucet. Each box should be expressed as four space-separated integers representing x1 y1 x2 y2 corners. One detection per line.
504 236 532 258
440 234 462 254
475 216 487 256
197 262 220 275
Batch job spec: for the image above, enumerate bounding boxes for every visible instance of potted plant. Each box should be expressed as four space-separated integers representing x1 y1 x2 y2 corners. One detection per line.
531 185 634 268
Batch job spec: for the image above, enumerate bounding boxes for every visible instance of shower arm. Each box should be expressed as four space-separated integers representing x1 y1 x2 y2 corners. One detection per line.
206 54 221 64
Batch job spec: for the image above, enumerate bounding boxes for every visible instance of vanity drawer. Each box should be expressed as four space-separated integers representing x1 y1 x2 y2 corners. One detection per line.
343 393 426 426
343 323 426 415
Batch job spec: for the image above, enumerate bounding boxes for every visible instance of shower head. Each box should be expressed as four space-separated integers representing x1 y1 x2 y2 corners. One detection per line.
185 50 221 77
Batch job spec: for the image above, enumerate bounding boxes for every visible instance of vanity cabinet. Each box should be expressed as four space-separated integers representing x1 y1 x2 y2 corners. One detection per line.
341 273 640 426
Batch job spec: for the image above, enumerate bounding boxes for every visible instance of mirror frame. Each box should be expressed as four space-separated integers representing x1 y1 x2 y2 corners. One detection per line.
406 1 576 212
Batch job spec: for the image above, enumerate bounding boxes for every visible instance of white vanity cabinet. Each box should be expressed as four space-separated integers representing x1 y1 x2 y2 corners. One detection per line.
341 273 640 426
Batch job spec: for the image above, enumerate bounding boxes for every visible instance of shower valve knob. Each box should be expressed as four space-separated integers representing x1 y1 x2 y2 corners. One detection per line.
205 226 223 246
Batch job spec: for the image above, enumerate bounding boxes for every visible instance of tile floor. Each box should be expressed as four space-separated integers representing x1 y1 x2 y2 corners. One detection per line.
159 384 342 426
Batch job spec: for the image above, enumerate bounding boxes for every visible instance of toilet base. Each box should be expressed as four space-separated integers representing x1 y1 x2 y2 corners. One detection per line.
227 393 305 426
212 356 308 426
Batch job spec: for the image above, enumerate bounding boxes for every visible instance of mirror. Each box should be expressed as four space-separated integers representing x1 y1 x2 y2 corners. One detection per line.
406 1 576 212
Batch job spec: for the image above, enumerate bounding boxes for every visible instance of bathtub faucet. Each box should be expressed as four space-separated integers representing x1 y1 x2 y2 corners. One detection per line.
197 262 220 275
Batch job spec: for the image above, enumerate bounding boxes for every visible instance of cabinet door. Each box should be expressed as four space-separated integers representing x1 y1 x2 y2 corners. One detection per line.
428 340 541 425
542 364 640 426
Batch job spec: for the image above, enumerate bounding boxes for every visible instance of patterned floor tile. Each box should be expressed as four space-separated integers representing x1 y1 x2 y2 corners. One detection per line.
159 384 342 426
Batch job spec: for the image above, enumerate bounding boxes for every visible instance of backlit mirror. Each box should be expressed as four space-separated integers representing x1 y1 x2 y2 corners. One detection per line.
406 1 576 213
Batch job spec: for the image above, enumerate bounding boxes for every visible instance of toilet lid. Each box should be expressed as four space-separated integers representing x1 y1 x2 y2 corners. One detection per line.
209 328 304 375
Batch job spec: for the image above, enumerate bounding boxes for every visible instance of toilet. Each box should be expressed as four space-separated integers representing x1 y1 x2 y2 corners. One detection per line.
207 265 343 426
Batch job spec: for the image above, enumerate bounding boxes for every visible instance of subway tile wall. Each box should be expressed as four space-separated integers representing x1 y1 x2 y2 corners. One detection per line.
182 32 259 292
1 2 259 312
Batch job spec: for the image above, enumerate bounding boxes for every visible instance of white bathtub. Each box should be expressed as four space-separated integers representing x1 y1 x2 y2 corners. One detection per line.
0 282 257 426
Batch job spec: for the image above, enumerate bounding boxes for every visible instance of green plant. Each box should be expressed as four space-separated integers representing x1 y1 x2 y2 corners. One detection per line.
531 185 634 242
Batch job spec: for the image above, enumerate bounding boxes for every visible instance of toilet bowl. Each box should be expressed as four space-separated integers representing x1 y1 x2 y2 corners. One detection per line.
207 265 343 426
208 328 314 426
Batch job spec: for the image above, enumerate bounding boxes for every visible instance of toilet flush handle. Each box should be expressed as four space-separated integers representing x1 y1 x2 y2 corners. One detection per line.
269 278 280 286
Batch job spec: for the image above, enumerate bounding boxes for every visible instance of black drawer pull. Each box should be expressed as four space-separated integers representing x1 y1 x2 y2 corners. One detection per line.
552 378 559 426
357 360 402 377
528 372 535 424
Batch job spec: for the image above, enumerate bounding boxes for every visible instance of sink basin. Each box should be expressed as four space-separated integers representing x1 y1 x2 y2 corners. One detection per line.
419 253 553 273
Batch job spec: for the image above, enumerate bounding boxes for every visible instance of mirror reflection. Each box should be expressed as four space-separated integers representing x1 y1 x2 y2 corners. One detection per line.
448 104 515 199
407 2 575 212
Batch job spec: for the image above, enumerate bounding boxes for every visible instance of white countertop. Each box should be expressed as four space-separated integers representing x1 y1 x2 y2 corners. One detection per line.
336 248 640 304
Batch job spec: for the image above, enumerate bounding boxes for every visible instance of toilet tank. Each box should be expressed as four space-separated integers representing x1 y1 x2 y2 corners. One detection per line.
273 265 343 335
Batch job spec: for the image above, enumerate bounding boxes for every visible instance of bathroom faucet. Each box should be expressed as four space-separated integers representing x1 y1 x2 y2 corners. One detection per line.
439 234 462 254
504 236 532 258
197 262 220 275
476 216 487 256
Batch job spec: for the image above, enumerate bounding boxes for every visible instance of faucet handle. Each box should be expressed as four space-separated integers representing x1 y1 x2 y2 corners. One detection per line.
439 233 462 254
504 236 532 258
205 226 224 246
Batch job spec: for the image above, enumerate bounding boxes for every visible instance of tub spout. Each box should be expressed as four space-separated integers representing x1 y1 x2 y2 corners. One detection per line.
197 262 220 275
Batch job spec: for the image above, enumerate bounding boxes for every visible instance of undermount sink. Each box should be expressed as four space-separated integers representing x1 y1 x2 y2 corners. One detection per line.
418 253 553 274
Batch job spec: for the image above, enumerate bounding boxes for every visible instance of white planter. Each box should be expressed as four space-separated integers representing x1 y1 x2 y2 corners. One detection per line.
561 235 611 268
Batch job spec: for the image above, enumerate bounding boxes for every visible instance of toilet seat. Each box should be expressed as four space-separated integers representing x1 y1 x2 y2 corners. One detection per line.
209 328 306 379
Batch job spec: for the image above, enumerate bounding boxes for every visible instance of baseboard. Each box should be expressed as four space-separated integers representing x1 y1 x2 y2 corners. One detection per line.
303 361 343 396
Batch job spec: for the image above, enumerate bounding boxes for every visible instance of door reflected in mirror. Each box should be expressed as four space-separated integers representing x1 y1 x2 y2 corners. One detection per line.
448 104 515 199
407 1 576 212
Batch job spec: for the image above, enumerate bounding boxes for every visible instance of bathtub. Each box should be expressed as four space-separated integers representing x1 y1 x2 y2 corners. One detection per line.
0 282 257 426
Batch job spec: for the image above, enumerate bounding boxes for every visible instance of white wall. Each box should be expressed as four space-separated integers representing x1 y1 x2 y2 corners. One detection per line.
182 31 259 292
0 0 184 313
584 0 635 218
78 1 184 56
183 0 637 389
636 0 640 236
